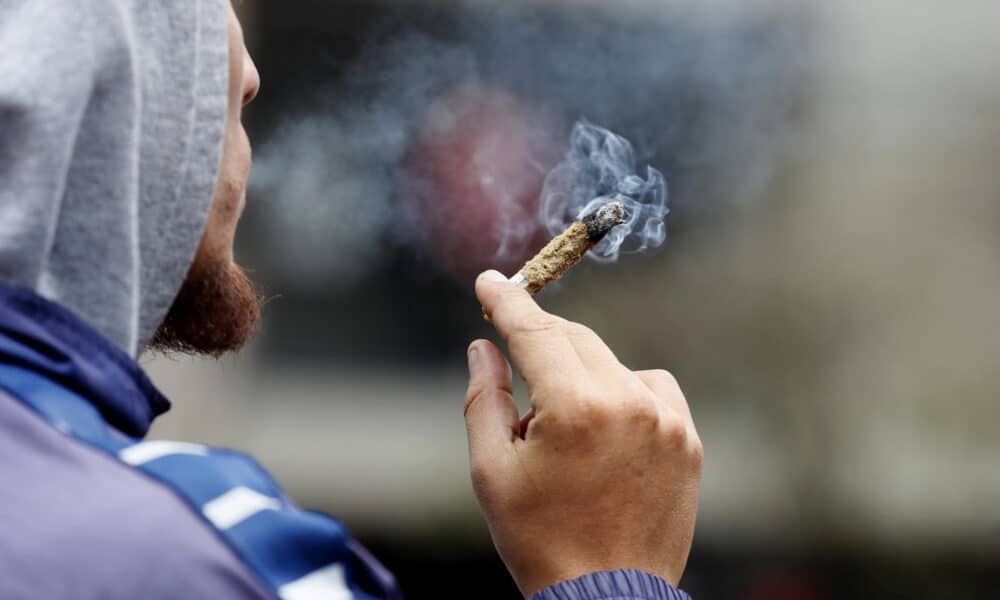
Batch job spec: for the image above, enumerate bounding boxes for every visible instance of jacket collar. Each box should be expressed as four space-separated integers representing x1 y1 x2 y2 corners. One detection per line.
0 283 169 437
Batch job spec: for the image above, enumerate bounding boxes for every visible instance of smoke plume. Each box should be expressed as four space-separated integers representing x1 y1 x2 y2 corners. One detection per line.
248 0 807 284
543 121 669 263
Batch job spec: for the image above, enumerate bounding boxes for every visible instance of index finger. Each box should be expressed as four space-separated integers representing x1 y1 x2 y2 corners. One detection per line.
476 271 589 399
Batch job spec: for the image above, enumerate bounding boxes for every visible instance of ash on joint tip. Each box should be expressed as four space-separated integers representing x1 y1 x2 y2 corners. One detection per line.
582 200 628 243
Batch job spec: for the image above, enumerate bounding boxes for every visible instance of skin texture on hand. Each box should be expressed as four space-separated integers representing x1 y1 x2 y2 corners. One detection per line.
465 270 703 598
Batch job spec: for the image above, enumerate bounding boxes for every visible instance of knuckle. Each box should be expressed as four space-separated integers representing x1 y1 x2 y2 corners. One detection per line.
464 383 488 416
660 417 689 449
571 403 613 435
689 435 705 470
573 391 609 421
622 396 660 427
469 461 494 496
650 369 680 391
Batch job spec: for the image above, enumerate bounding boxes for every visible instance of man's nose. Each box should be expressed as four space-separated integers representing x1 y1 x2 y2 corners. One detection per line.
243 52 261 106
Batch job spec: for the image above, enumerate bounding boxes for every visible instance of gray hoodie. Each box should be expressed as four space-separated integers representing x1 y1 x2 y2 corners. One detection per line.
0 0 228 356
0 1 277 597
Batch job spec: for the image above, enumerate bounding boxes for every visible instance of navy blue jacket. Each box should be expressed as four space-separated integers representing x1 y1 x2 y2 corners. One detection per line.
0 283 691 600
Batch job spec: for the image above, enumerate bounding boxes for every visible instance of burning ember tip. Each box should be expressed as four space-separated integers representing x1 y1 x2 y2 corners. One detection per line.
582 200 628 243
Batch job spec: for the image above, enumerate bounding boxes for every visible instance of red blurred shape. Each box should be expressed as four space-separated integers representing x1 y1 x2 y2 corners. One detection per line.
403 84 565 279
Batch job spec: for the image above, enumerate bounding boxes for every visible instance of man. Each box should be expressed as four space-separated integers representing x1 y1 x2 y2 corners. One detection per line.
0 1 703 599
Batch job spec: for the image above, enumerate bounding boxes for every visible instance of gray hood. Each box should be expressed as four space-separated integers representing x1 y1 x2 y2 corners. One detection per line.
0 0 230 357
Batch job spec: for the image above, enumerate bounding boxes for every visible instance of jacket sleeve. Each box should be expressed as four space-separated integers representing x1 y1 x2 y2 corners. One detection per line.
529 570 692 600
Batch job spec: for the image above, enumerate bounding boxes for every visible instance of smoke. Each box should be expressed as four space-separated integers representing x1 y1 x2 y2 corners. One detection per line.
247 0 808 284
542 121 669 263
249 115 397 284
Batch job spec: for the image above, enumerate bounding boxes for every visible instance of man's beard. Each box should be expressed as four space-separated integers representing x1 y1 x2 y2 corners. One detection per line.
149 258 263 357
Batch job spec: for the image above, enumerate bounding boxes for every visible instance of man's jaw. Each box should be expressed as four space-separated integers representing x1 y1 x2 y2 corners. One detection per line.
148 258 262 357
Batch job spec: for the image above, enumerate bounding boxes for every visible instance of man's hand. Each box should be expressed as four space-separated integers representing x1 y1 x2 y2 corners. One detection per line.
464 271 703 597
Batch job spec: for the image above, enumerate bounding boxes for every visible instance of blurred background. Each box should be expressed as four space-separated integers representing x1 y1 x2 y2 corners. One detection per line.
146 0 1000 597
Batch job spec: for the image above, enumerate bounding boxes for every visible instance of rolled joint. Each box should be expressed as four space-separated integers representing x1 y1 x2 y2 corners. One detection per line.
511 200 627 295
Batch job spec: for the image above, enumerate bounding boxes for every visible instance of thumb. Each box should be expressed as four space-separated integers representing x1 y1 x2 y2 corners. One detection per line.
464 340 520 464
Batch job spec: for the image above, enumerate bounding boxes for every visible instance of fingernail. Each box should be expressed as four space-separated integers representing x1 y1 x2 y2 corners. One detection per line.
467 344 481 375
479 270 508 283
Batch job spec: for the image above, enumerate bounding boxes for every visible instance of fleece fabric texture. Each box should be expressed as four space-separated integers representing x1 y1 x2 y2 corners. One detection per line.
530 570 692 600
0 0 229 356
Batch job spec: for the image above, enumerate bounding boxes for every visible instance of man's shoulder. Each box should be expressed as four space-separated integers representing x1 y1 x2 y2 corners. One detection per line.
0 388 274 600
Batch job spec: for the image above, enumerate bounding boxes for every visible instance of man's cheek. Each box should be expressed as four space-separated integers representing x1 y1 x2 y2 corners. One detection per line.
213 167 247 232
